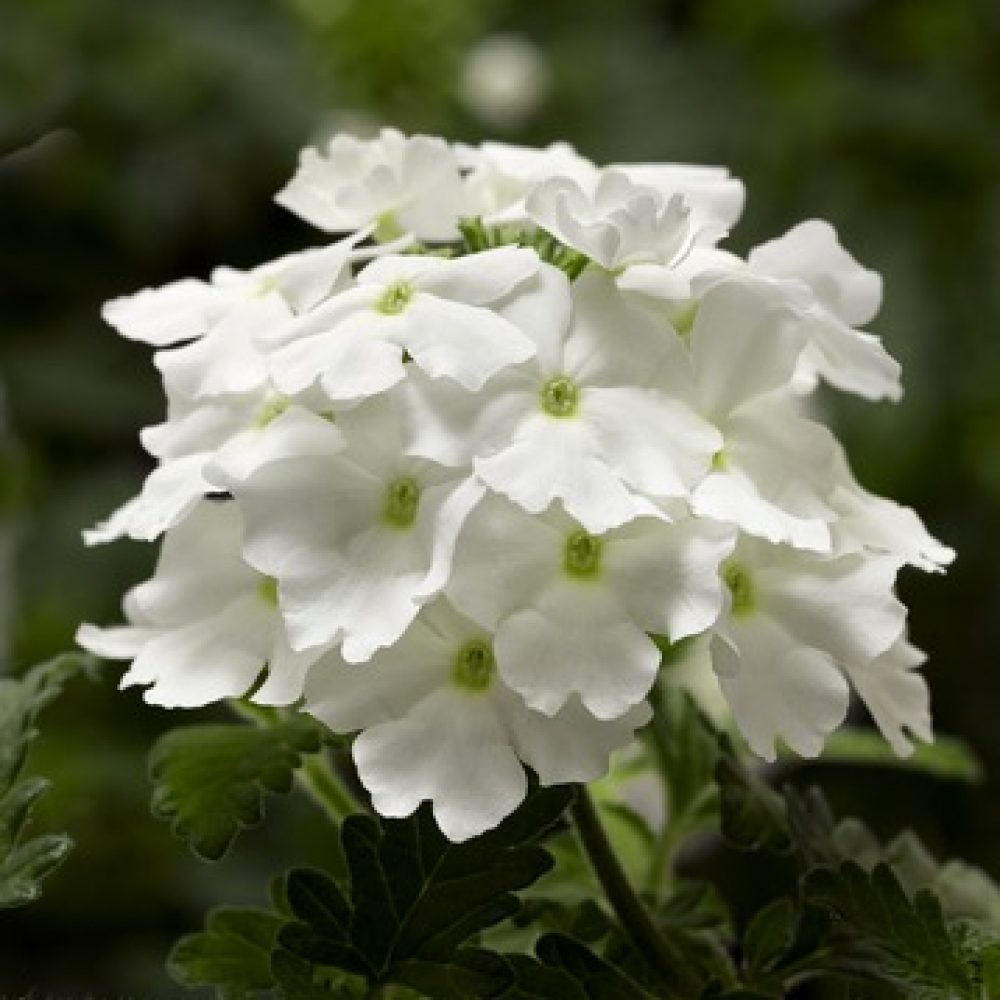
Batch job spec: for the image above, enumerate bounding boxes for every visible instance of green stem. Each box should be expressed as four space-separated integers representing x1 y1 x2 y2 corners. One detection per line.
297 751 356 824
570 786 678 982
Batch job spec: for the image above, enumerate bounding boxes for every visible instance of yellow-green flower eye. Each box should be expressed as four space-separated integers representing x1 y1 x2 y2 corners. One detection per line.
452 639 495 692
381 476 420 529
540 375 581 418
564 529 603 579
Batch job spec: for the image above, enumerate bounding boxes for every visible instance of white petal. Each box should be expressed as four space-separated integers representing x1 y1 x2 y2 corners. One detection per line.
495 583 660 719
758 547 907 669
446 494 561 628
353 689 527 841
693 470 831 552
564 270 676 387
83 453 211 545
122 595 271 707
796 320 902 403
400 296 535 390
360 246 540 305
690 281 804 418
304 620 446 731
475 415 657 534
831 482 954 573
76 622 155 660
749 220 882 327
268 313 407 403
846 639 932 756
583 387 721 497
251 633 328 707
128 501 257 623
154 295 290 400
609 163 745 238
502 692 651 784
713 619 850 760
207 406 344 487
604 518 735 640
102 279 226 346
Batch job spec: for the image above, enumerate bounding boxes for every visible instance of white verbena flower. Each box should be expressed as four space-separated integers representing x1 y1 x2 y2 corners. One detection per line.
216 390 484 663
303 598 650 841
405 266 721 533
77 501 322 707
264 246 541 405
525 169 697 271
447 493 735 720
276 128 468 241
711 536 908 761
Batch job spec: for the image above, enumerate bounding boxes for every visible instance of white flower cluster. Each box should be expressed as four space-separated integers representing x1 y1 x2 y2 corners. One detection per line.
79 129 953 841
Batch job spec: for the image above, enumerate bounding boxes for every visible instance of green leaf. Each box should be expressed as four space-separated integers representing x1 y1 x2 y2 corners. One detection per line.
814 728 984 783
535 932 660 999
741 898 796 977
0 832 73 908
277 786 574 991
148 714 323 860
168 906 286 999
0 652 93 909
804 861 982 999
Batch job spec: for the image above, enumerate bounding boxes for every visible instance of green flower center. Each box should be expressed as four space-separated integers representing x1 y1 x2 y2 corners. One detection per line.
257 577 279 608
374 210 404 243
381 476 420 529
255 396 290 428
540 375 580 418
375 280 414 315
451 639 495 693
711 449 727 472
671 301 699 337
564 529 603 579
723 561 755 617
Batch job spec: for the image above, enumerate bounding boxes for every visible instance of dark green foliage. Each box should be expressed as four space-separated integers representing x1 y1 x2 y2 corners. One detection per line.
168 907 287 999
148 714 323 860
0 652 91 907
714 736 791 855
277 787 574 990
804 862 982 999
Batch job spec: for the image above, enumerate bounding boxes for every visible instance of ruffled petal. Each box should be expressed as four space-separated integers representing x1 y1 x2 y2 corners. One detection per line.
713 617 850 760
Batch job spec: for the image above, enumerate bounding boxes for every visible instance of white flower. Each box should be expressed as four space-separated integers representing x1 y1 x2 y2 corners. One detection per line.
276 128 468 241
303 599 650 841
405 266 720 533
649 279 839 551
264 247 541 405
447 493 735 720
457 140 597 221
83 295 319 546
747 220 901 402
525 169 696 270
76 501 322 707
101 236 365 347
216 390 484 663
711 537 907 760
607 162 746 244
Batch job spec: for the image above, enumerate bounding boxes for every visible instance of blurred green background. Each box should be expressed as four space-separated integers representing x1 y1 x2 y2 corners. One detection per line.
1 0 999 993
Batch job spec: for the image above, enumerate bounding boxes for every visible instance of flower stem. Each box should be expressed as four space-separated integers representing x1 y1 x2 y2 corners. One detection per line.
297 751 356 824
570 786 678 981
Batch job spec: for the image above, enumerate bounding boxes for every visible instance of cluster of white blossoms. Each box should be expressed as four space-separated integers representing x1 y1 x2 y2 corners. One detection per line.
78 129 953 841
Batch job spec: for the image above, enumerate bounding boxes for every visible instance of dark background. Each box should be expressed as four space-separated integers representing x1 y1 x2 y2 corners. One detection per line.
1 0 998 992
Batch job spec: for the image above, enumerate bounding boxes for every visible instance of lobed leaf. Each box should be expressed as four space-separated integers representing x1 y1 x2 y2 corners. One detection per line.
148 714 323 861
277 786 574 991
